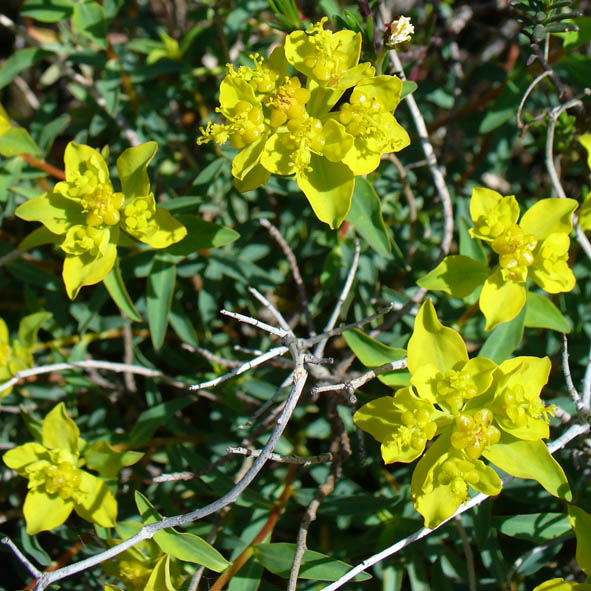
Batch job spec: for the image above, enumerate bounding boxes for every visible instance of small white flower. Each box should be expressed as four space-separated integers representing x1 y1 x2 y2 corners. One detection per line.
385 16 414 47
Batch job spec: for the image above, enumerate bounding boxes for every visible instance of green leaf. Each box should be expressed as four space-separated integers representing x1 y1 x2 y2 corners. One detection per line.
525 292 570 333
495 513 571 543
18 311 52 349
253 543 371 581
0 128 41 157
134 492 230 572
568 505 591 576
103 261 142 322
0 48 53 90
343 329 408 386
346 178 391 257
147 256 176 349
558 17 591 49
165 215 239 257
478 305 526 364
21 0 74 21
128 398 192 445
18 227 62 250
483 436 572 501
417 255 489 298
73 1 108 49
479 81 521 134
401 80 418 99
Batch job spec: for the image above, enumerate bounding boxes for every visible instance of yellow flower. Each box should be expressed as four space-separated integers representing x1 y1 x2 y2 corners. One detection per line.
15 142 186 299
3 403 119 534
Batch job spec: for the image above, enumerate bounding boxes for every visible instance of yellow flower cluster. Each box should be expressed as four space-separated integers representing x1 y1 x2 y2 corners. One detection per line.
198 18 410 228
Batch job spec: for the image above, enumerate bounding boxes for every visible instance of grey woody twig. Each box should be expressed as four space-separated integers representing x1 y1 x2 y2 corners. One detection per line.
248 286 294 336
226 447 333 466
259 217 316 335
312 358 408 396
1 537 42 578
190 346 289 390
0 360 216 399
390 50 454 262
562 335 584 412
314 237 361 360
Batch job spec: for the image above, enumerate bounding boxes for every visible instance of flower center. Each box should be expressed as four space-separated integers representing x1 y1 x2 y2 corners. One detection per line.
492 225 537 283
338 92 386 142
43 461 82 500
437 457 480 500
451 409 500 459
302 20 349 83
266 77 311 128
435 368 478 413
497 383 552 427
123 197 155 232
392 406 437 451
228 53 280 95
61 225 105 256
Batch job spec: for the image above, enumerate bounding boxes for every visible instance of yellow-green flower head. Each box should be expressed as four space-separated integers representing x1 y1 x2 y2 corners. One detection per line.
3 403 118 535
468 188 577 330
285 18 373 91
225 47 288 98
337 75 410 175
15 142 186 299
411 435 502 529
261 115 355 228
354 387 440 464
354 300 571 528
408 300 497 416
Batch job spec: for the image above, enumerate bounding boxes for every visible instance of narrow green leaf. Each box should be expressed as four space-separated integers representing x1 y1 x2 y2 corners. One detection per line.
525 292 570 333
18 226 62 250
343 329 408 386
128 398 192 445
479 81 521 134
147 256 176 349
478 305 526 364
253 543 371 581
103 261 142 322
73 1 108 48
165 215 239 257
0 48 53 90
346 178 391 257
417 255 489 299
21 0 74 22
495 513 571 543
134 492 230 572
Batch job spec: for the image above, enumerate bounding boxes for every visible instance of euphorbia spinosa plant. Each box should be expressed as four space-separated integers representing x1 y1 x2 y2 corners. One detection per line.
354 300 571 528
418 187 577 330
198 18 410 228
15 142 187 299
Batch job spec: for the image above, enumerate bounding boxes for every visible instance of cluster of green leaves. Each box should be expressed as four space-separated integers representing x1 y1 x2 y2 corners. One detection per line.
1 0 591 590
